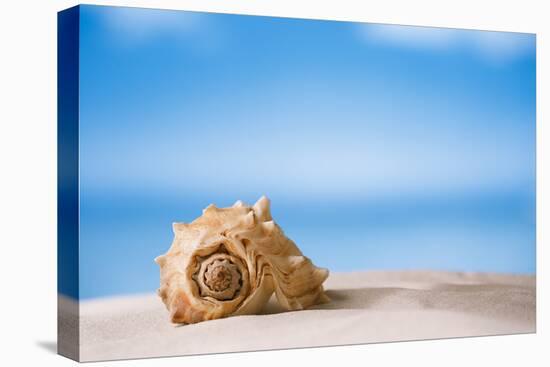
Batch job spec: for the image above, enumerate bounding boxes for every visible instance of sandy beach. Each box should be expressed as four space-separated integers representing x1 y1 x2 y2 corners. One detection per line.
59 271 535 362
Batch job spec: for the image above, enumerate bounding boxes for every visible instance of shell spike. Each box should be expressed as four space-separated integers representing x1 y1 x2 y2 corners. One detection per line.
155 255 167 266
203 203 217 215
233 200 245 208
253 195 272 222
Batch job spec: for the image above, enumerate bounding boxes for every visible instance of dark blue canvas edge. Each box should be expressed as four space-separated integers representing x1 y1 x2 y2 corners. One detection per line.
57 5 80 362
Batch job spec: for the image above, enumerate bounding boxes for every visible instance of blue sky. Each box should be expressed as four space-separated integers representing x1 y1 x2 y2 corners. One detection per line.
75 6 535 299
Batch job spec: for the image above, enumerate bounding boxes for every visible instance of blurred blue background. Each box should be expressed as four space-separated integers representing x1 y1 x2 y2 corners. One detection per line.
77 5 535 300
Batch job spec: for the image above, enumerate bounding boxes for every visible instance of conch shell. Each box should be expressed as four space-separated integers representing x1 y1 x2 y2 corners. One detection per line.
155 196 329 324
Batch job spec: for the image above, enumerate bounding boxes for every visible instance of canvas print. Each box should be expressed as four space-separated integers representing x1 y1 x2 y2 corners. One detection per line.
57 5 536 362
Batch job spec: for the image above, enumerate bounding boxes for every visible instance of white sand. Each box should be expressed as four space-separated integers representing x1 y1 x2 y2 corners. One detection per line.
60 271 536 362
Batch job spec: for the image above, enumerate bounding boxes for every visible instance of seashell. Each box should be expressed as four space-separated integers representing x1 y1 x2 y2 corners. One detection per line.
155 196 329 324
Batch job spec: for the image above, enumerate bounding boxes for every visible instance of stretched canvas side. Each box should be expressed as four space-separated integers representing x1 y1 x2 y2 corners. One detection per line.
57 5 80 362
